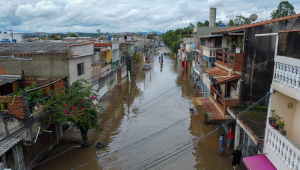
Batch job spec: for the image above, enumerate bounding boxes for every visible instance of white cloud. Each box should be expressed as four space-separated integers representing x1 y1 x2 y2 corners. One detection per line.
0 0 299 33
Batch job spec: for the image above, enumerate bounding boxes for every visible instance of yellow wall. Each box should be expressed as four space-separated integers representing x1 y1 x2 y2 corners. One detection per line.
270 91 296 137
101 50 112 63
291 101 300 145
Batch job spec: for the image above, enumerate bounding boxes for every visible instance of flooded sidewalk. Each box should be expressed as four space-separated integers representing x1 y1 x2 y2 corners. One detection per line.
35 54 244 170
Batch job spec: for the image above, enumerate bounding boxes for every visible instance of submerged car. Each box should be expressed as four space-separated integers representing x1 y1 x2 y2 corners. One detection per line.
143 64 151 70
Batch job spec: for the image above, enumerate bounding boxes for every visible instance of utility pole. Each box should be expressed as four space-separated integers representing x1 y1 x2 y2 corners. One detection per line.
96 29 100 42
144 34 145 52
7 29 13 42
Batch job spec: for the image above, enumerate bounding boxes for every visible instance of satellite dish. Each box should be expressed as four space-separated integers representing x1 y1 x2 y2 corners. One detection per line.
249 14 258 22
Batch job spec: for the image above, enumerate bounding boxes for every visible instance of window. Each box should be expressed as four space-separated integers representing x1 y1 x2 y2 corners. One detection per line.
77 63 84 76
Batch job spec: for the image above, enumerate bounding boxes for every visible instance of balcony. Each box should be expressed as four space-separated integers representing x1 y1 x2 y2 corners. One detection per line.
210 85 239 116
202 45 222 58
265 124 300 170
91 64 111 83
215 51 244 71
273 62 300 101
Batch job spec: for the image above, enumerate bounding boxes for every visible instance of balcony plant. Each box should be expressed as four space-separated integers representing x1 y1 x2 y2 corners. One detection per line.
274 115 284 130
229 37 244 53
268 110 277 125
279 129 286 135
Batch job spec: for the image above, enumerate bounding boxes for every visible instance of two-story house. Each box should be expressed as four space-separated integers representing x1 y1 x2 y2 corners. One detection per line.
245 30 300 170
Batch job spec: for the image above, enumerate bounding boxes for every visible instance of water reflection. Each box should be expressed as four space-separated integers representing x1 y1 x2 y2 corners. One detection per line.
35 54 238 170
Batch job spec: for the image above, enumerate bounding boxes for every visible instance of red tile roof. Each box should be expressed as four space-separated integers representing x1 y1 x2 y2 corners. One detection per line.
212 13 300 34
94 43 112 47
206 66 240 84
278 29 300 33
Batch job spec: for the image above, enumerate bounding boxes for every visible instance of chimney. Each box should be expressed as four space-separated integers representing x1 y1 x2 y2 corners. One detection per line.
209 7 216 27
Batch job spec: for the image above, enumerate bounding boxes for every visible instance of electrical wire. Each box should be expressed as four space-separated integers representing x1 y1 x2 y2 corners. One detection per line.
131 93 271 170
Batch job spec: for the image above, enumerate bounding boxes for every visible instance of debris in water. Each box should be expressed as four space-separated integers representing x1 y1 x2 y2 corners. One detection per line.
96 142 105 149
123 97 129 100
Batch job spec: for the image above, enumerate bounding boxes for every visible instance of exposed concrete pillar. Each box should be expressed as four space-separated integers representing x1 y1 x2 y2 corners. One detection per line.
12 145 25 170
234 123 240 147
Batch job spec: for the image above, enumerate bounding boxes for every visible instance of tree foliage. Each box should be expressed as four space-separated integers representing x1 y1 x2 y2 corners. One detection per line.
234 15 251 26
271 1 296 19
42 79 111 143
63 33 78 37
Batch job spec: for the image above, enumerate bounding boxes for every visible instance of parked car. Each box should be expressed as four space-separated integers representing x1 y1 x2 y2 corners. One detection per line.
143 64 151 70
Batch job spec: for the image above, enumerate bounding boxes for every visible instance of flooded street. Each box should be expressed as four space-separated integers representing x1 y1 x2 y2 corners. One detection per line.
36 52 238 170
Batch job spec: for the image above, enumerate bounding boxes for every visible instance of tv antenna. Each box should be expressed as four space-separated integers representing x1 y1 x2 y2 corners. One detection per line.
249 14 258 23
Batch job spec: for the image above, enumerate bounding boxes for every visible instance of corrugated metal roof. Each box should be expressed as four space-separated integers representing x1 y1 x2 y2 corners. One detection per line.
206 67 240 84
0 137 22 156
0 75 22 86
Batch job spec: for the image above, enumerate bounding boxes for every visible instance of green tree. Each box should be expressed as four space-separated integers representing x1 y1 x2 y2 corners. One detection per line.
197 21 204 27
42 79 111 145
170 41 180 54
187 23 195 30
162 30 177 47
228 19 234 26
63 33 78 37
271 1 296 19
203 20 209 26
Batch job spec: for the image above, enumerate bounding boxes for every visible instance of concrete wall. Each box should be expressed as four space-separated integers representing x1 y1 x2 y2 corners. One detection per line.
0 33 22 42
222 35 231 48
277 31 300 59
70 43 94 57
269 91 296 138
68 55 92 85
0 53 68 78
292 101 300 144
242 17 300 103
101 50 112 63
112 49 119 62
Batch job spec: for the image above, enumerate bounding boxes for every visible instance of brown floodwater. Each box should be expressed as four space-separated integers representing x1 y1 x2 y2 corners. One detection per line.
35 53 243 170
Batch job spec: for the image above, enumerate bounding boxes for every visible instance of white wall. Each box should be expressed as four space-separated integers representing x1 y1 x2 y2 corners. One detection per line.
70 43 94 57
68 55 92 86
0 33 22 42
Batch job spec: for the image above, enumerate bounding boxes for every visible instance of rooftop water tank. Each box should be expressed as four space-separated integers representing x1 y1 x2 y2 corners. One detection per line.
219 23 227 27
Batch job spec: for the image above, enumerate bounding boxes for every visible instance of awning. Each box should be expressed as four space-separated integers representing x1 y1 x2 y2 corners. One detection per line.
0 75 22 86
206 67 240 84
199 34 223 38
0 137 22 156
243 154 276 170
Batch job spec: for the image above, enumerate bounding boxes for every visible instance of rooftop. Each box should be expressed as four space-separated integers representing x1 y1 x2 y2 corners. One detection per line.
94 43 112 47
212 13 300 34
0 42 93 54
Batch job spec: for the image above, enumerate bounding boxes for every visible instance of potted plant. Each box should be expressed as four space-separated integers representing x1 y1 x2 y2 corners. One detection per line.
279 129 286 135
274 115 283 130
268 110 276 124
232 37 244 53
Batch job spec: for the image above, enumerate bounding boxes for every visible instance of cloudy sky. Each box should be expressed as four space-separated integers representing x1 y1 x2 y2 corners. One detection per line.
1 0 299 33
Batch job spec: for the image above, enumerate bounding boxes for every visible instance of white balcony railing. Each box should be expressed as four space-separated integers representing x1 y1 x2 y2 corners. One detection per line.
266 125 300 169
202 45 222 57
274 62 300 89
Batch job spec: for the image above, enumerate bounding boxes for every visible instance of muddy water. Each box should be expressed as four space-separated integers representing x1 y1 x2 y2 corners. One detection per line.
36 54 239 170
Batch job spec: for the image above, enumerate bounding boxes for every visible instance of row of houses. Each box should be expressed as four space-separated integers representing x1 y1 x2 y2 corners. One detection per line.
0 37 155 169
179 8 300 169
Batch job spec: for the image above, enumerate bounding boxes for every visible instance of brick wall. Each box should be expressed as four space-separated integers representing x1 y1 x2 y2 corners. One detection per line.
0 77 66 119
0 66 6 74
0 96 24 119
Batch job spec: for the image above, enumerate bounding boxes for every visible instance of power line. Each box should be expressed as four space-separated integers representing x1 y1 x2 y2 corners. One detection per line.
132 92 271 170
